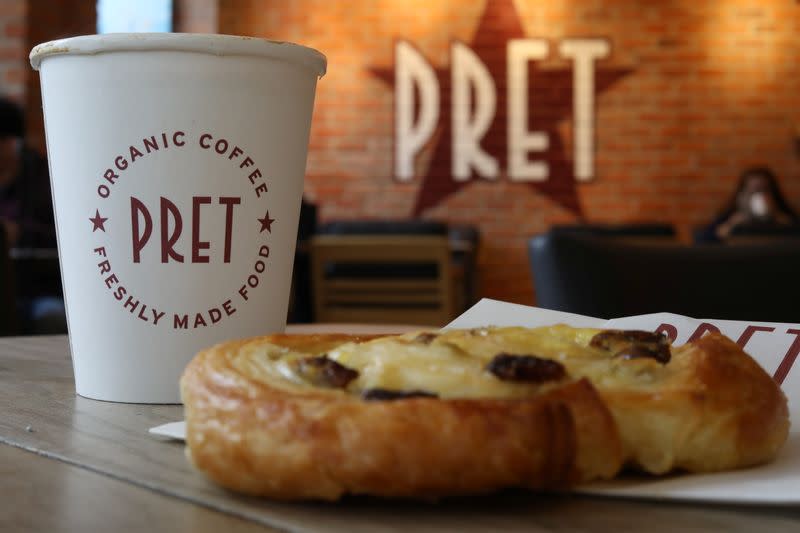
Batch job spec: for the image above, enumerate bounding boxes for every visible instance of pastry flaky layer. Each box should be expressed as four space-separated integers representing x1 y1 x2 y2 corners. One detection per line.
180 327 790 501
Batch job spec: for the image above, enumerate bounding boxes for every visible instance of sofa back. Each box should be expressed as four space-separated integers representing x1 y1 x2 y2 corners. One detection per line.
529 231 800 322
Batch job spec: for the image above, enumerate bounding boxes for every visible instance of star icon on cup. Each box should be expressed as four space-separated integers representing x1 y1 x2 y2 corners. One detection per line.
258 211 275 233
89 209 108 232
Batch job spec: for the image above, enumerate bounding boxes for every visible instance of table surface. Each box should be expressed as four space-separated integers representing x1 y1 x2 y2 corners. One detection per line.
2 329 800 533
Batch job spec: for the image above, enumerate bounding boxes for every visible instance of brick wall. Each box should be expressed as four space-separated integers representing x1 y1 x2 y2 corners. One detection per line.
219 0 800 305
0 0 26 101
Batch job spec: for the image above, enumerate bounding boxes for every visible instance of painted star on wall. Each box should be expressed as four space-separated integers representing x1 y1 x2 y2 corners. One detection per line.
370 0 633 216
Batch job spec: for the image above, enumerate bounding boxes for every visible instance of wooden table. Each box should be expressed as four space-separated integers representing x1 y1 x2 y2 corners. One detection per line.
2 330 799 532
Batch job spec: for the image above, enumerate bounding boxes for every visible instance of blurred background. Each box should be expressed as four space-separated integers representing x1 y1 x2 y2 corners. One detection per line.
2 0 800 332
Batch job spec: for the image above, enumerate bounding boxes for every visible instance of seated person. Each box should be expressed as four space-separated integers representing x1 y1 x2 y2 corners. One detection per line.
696 166 799 243
0 97 64 333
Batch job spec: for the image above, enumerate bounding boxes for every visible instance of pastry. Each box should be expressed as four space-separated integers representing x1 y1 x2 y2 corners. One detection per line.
180 327 789 500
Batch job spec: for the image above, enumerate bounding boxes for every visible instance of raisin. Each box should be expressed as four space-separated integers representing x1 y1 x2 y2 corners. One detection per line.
361 388 438 401
590 330 671 364
486 353 567 383
295 356 359 388
413 332 439 345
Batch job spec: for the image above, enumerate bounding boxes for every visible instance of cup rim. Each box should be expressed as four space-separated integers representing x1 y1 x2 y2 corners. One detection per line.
30 33 327 77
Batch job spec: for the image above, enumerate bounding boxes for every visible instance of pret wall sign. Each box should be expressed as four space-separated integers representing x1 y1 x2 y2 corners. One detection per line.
371 0 633 215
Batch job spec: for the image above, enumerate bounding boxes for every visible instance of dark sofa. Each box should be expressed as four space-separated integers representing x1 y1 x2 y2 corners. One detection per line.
529 230 800 322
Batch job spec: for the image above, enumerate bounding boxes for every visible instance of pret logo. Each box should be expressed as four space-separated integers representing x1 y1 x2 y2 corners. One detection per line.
129 196 241 264
370 0 633 215
89 130 276 330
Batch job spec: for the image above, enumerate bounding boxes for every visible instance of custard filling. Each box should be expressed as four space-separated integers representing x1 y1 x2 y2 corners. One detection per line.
231 326 674 399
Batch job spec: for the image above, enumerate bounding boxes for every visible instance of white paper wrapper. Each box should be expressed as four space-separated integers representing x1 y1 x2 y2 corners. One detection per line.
151 299 799 504
149 421 186 440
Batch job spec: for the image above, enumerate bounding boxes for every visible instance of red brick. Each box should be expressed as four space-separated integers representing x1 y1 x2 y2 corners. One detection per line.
0 1 25 18
4 66 24 83
3 22 24 38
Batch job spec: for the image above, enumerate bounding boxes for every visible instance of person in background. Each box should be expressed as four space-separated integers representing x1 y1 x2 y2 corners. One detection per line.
0 98 55 248
697 167 799 243
0 97 64 333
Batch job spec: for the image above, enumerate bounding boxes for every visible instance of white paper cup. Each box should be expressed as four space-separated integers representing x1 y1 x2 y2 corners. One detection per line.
30 33 326 403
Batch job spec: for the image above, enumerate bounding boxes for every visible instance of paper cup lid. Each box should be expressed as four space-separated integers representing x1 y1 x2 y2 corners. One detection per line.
30 33 327 77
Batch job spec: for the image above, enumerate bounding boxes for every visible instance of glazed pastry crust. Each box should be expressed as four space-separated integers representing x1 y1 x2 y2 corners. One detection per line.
180 334 623 501
600 333 789 474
